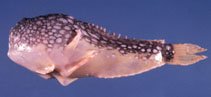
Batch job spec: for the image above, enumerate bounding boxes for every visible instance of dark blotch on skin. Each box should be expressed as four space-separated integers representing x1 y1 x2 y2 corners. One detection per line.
162 44 174 61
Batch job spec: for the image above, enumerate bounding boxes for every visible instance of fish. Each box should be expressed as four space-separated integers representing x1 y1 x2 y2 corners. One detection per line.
7 14 207 86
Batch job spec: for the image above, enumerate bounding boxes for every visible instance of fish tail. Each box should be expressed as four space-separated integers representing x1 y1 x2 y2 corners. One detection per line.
167 44 207 65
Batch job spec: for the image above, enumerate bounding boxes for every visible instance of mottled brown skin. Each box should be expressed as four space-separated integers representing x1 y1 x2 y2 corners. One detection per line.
8 14 207 86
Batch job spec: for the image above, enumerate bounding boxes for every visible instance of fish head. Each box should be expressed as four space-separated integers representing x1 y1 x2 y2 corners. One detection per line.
7 14 77 75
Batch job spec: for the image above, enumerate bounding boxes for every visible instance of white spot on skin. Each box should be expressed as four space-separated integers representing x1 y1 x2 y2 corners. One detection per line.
81 25 85 29
55 22 62 25
27 29 30 33
43 40 48 44
55 34 62 37
38 17 44 20
33 26 37 30
100 40 107 44
49 32 53 35
139 43 145 47
22 37 26 41
49 36 56 39
68 16 74 19
58 18 68 23
116 41 122 44
90 33 99 39
120 50 125 54
100 26 103 30
128 46 132 49
166 45 171 50
36 21 42 25
81 30 89 36
49 40 54 44
41 29 46 33
85 38 91 42
133 45 137 48
107 46 113 49
154 52 162 61
47 26 52 29
20 25 24 30
44 34 48 37
67 19 73 24
48 44 53 47
153 49 158 53
141 48 145 52
95 25 99 29
111 54 116 58
47 23 51 26
156 46 162 50
102 37 108 41
135 56 139 59
149 45 152 47
147 48 151 52
50 20 55 24
56 38 62 43
64 26 70 30
37 39 40 42
54 25 61 29
109 40 115 43
121 45 127 48
52 29 57 33
59 30 65 34
49 16 56 20
91 38 98 43
17 43 31 51
73 25 79 29
65 34 70 38
29 38 33 41
32 38 36 42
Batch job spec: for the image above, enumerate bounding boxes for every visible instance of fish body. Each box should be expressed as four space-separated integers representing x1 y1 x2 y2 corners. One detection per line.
8 14 207 86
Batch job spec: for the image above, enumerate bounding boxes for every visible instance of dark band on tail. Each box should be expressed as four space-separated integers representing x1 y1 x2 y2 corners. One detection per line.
162 44 174 62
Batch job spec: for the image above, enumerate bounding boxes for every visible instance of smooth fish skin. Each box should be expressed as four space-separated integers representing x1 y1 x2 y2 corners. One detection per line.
7 14 207 86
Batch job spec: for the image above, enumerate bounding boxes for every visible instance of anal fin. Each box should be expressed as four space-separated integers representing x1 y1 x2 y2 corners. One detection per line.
52 73 78 86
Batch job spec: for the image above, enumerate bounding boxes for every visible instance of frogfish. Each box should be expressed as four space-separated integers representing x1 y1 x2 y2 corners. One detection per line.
8 14 207 86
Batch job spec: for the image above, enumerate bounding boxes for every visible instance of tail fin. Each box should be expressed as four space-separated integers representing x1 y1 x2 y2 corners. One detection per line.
167 44 207 66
